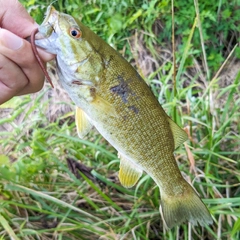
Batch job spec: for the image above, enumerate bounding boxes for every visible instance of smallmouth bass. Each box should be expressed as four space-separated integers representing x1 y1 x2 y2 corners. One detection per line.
35 6 213 229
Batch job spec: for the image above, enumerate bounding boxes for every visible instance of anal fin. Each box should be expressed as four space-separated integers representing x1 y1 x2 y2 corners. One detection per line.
75 107 92 139
118 153 143 188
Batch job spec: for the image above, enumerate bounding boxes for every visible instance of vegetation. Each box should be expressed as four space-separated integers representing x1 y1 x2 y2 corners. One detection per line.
0 0 239 239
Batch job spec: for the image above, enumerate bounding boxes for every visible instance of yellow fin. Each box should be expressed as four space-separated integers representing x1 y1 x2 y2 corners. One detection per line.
92 95 117 117
75 107 92 139
167 117 188 149
118 153 143 188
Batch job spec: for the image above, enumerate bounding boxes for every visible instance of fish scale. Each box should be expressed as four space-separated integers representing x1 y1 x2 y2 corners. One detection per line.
35 5 213 229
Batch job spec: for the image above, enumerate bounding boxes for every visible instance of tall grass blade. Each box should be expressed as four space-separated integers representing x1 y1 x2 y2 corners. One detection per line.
0 214 20 240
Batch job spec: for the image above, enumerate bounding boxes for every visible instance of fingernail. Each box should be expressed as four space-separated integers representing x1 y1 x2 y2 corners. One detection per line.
0 29 23 50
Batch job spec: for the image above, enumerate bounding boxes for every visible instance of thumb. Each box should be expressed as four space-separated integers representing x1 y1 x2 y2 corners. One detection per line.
0 28 23 50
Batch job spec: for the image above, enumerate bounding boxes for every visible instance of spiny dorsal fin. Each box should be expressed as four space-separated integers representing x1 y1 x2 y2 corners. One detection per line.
75 107 93 139
167 117 188 150
118 153 143 188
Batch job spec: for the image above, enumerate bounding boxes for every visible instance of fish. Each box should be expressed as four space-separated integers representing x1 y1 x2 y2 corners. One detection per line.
34 6 213 229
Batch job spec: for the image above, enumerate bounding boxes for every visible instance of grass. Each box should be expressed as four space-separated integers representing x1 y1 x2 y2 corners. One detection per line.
0 0 240 239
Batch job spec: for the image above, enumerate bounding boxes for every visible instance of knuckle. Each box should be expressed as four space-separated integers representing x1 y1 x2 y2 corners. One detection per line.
0 54 28 89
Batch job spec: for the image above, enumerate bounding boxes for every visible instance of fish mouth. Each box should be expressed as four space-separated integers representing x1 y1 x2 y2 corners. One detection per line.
34 5 59 54
35 5 59 40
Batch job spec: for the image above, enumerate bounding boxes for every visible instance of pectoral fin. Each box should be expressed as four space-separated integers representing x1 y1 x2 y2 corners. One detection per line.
118 153 143 188
167 117 188 149
75 107 93 138
92 95 117 117
88 87 117 117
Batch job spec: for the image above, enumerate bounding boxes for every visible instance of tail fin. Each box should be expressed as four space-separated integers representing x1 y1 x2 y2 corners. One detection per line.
160 181 213 229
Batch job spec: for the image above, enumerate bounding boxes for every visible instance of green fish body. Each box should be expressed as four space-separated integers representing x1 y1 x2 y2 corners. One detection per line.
35 6 212 228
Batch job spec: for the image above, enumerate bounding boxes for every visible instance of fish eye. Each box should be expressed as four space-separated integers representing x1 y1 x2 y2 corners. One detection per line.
69 27 82 39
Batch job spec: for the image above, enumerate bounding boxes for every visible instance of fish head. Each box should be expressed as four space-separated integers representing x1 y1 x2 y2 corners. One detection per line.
35 6 97 88
36 5 89 60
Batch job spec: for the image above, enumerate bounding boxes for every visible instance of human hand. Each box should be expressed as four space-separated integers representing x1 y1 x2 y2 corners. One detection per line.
0 0 55 105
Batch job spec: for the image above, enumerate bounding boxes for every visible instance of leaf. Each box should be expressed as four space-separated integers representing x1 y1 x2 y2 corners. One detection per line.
0 155 10 166
0 97 20 109
232 218 240 237
0 214 20 240
107 13 124 33
127 9 143 25
0 166 16 181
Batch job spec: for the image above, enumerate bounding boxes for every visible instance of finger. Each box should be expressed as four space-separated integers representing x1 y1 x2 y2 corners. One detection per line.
0 1 55 62
0 0 35 38
37 46 56 62
0 54 29 104
0 29 45 94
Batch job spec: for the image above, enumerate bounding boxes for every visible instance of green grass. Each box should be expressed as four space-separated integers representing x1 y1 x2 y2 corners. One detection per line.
0 0 239 239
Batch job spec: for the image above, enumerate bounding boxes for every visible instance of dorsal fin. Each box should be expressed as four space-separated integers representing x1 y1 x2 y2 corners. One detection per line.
167 117 188 149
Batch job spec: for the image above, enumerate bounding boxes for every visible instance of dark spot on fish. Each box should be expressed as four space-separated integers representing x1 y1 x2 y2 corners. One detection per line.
90 87 95 93
128 105 139 114
104 55 114 67
110 75 135 103
89 87 96 97
110 83 129 103
72 80 83 85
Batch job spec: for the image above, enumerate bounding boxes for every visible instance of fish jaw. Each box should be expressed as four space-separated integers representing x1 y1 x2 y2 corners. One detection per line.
38 6 58 37
34 6 59 54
